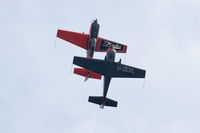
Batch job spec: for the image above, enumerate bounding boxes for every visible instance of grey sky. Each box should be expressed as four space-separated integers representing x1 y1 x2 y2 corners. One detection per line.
1 0 200 133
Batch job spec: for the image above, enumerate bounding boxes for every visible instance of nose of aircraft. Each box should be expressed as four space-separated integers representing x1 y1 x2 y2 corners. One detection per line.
94 19 98 24
107 47 116 53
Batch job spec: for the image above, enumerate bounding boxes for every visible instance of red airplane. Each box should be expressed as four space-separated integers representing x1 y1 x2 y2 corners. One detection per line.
57 20 127 81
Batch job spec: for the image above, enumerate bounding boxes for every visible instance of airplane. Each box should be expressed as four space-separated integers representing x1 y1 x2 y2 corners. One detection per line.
73 48 146 108
57 20 127 81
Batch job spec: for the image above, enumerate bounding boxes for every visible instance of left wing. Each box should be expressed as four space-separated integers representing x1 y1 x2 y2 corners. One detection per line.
73 56 106 75
73 56 146 78
95 37 127 53
57 29 89 50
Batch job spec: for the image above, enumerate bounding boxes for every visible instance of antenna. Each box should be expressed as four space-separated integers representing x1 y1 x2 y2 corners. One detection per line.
70 62 73 74
143 78 146 90
54 37 57 47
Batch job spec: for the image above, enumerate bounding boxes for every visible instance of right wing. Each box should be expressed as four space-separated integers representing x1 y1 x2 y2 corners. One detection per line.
57 29 89 50
73 56 146 78
111 63 146 78
95 37 127 53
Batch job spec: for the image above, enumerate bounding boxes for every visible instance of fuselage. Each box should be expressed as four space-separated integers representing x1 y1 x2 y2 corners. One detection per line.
87 20 99 58
103 49 116 99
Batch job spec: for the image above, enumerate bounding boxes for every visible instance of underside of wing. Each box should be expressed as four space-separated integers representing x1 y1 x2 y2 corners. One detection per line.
57 29 89 50
111 63 146 78
95 37 127 53
73 56 106 75
73 56 145 78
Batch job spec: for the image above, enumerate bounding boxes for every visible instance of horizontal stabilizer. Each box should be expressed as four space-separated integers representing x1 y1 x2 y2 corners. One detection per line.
57 29 89 50
88 96 118 107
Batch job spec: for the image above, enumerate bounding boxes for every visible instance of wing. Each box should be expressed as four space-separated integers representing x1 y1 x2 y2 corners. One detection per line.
111 63 146 78
57 29 89 50
73 56 106 75
95 37 127 53
73 56 146 78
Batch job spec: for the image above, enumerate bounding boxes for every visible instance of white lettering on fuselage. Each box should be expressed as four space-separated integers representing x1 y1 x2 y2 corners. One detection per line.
117 65 135 74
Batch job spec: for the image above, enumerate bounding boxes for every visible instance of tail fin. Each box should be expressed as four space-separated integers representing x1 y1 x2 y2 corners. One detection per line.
88 96 118 108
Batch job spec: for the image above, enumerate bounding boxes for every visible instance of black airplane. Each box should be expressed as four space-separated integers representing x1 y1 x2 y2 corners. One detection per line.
73 48 146 108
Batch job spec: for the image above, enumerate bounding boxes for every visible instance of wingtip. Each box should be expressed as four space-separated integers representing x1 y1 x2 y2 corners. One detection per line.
72 56 77 64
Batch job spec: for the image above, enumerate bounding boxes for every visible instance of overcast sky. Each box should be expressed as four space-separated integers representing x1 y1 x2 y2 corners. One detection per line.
1 0 200 133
